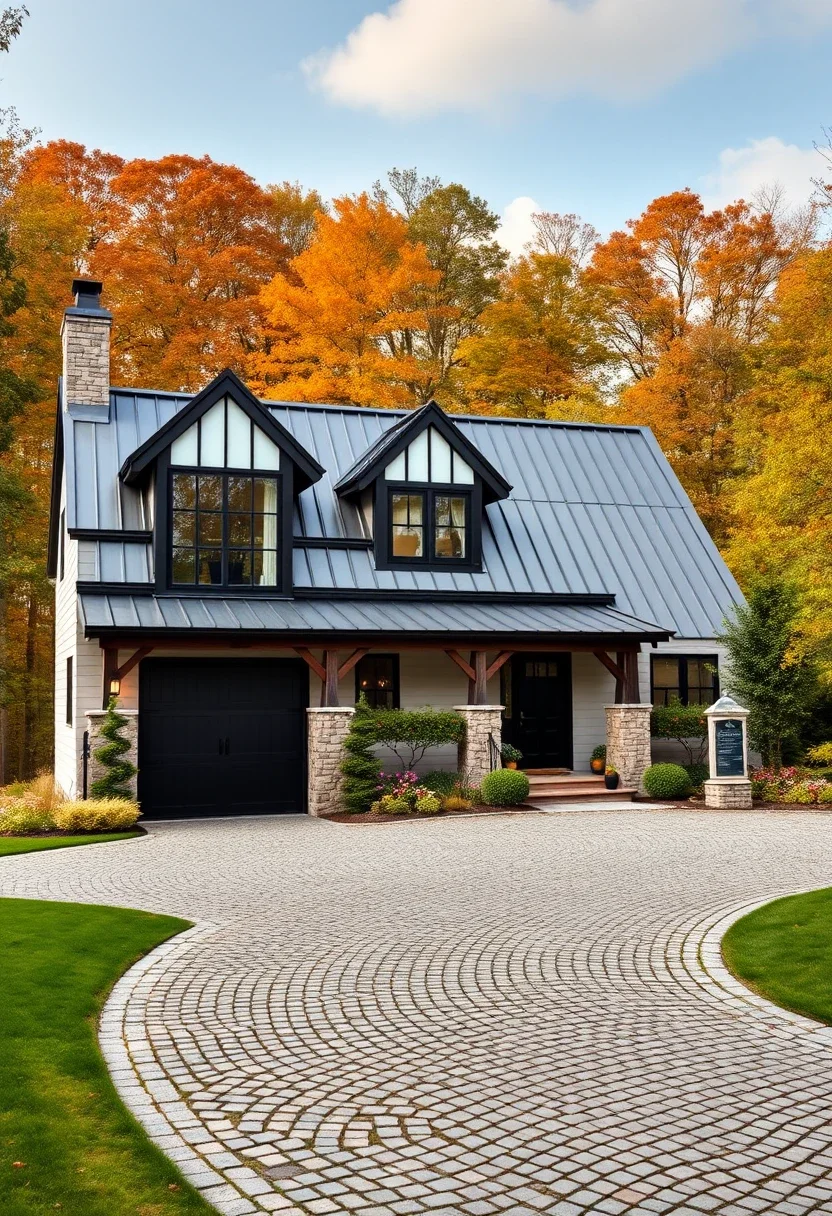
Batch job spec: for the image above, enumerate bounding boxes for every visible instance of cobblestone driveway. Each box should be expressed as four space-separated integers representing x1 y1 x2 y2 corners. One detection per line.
4 810 832 1216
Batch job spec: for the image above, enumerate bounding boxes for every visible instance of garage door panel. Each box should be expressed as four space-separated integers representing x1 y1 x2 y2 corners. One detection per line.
139 658 307 818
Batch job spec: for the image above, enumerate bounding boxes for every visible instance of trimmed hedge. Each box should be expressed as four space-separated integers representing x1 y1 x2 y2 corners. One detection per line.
643 763 692 799
480 768 530 806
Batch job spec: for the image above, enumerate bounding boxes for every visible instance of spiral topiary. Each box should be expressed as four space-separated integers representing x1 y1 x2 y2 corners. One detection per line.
90 697 137 800
480 768 530 806
642 762 691 800
340 696 382 814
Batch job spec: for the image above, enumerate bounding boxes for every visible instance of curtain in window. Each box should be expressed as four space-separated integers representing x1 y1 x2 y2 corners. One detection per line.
259 478 279 586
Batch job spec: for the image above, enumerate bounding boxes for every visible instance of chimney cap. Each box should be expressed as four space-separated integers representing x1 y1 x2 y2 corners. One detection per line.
71 278 104 307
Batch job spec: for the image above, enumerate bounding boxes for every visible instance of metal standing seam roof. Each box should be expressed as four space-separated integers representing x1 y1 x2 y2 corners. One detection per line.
65 388 744 639
78 593 671 639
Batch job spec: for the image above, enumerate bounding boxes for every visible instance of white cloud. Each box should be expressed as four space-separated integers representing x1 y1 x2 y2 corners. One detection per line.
700 136 823 211
302 0 829 118
497 196 541 257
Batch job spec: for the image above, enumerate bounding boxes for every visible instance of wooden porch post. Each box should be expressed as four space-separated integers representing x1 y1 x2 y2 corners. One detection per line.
615 651 625 704
623 649 641 702
473 650 488 705
322 649 340 707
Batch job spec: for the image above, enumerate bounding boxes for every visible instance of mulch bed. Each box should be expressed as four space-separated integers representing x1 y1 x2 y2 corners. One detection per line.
324 805 532 824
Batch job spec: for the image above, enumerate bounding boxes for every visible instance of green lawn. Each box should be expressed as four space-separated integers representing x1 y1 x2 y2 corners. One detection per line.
722 887 832 1025
0 895 216 1214
0 832 140 857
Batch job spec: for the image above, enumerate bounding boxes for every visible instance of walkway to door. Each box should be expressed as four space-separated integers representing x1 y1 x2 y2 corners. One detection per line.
4 810 832 1215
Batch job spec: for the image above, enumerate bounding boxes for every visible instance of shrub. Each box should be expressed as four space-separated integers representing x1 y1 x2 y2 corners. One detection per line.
0 797 55 834
590 744 606 762
341 698 383 814
90 698 137 800
371 795 411 815
480 768 530 806
643 763 692 799
420 770 461 796
683 763 710 793
806 742 832 766
818 785 832 804
441 794 472 812
415 794 442 815
782 783 816 805
368 707 465 769
650 701 708 766
53 799 141 832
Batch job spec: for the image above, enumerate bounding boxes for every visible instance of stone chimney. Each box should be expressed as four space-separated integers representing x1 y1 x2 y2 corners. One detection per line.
61 278 111 410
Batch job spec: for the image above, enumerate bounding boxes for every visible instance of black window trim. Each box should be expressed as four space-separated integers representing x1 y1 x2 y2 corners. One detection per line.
154 448 295 595
355 653 401 709
59 509 65 581
66 655 73 726
650 652 720 707
375 479 483 573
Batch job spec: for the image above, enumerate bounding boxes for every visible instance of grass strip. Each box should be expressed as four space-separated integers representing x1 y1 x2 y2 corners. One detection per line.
722 886 832 1025
0 897 216 1214
0 833 141 857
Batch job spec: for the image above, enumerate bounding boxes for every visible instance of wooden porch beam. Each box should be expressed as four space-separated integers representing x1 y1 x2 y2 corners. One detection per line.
293 647 327 682
101 636 646 656
592 649 626 684
116 646 153 680
337 648 370 681
445 649 476 681
485 651 514 681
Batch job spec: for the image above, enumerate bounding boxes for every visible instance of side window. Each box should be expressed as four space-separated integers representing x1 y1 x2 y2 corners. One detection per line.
651 655 718 707
355 654 400 709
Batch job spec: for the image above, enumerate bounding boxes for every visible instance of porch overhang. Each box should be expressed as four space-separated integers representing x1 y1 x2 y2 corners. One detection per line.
79 592 674 646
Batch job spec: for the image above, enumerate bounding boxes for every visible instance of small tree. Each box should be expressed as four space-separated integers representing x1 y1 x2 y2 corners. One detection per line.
650 701 708 766
719 578 818 769
90 697 137 799
340 697 382 815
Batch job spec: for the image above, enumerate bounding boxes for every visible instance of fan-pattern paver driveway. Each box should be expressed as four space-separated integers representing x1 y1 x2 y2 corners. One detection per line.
4 809 832 1215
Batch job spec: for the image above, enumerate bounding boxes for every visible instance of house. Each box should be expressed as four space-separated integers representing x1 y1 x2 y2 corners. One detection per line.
48 279 742 818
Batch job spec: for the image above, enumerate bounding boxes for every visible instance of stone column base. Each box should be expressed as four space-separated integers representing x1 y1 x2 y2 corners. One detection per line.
605 703 652 793
704 779 753 809
85 708 139 799
307 707 355 817
454 705 503 787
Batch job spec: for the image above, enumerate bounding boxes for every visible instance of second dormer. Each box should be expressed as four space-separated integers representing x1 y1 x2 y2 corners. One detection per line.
334 400 511 573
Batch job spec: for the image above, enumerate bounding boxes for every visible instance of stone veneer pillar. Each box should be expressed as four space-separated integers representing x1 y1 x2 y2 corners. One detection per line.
454 705 503 787
605 703 652 793
307 706 355 817
85 708 139 799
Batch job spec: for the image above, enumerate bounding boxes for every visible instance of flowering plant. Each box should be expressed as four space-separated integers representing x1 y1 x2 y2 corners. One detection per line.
377 771 433 807
750 766 832 804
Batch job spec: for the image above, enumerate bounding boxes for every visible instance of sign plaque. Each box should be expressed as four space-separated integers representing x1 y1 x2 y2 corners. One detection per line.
714 717 745 778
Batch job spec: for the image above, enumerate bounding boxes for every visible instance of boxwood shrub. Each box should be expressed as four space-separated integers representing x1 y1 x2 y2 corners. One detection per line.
643 763 692 800
480 769 530 806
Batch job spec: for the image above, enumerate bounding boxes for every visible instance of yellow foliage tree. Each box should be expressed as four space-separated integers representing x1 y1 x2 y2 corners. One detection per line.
251 194 441 408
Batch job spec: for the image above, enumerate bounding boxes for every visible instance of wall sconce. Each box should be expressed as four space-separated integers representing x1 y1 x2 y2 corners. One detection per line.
109 676 121 696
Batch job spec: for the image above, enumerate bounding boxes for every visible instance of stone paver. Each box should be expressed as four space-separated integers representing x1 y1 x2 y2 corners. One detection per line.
3 810 832 1214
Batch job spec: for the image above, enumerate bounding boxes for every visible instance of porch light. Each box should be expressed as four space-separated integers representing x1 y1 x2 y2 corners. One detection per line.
109 676 121 696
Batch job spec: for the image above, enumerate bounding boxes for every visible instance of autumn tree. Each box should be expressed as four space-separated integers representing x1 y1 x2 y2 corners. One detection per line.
459 252 612 419
20 139 126 254
526 211 599 266
90 154 292 390
267 181 327 258
252 193 440 407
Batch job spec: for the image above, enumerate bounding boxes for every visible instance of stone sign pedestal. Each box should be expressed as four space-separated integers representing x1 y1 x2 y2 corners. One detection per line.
704 695 752 810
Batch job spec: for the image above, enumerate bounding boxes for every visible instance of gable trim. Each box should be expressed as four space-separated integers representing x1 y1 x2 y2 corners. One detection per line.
334 400 512 504
118 368 324 491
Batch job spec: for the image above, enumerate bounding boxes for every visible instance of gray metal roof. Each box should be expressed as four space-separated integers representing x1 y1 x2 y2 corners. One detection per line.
64 388 744 638
79 593 670 639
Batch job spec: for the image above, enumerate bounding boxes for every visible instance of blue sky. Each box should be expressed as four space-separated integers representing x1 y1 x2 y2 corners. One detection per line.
2 0 829 249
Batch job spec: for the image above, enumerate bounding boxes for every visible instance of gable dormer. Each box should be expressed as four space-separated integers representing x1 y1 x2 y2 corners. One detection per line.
335 401 511 573
120 369 323 595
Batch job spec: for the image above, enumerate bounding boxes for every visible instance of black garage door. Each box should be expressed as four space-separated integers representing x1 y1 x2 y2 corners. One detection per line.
138 658 307 819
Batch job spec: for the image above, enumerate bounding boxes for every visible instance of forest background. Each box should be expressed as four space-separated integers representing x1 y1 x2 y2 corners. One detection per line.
1 6 831 779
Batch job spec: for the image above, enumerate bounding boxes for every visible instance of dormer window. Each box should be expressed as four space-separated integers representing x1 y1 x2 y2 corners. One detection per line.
170 472 279 587
333 401 513 576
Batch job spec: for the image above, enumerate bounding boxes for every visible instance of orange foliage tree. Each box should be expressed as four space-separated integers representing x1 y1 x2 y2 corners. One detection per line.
251 194 441 407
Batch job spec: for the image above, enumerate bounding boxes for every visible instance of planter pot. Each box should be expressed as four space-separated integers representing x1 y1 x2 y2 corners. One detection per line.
604 772 620 790
505 760 518 770
590 759 604 774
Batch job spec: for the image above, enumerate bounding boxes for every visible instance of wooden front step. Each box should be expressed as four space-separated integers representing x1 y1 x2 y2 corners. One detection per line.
523 774 636 802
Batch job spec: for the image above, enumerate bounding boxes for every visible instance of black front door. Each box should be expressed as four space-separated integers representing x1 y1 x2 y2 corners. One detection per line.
509 653 573 769
139 658 307 818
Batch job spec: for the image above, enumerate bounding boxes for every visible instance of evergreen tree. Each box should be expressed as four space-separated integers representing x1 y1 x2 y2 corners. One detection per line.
90 697 137 799
720 578 818 768
340 696 382 814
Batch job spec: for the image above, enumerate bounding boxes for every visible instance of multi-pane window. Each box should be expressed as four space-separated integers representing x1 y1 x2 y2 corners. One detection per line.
389 489 469 563
355 654 400 709
651 655 718 707
171 471 279 588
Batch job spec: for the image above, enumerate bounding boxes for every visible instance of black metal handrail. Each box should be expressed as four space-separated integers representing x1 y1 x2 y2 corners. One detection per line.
488 732 502 772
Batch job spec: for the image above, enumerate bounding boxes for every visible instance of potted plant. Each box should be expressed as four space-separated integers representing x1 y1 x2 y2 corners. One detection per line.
501 742 523 770
590 744 606 774
604 764 619 790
